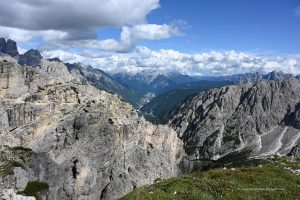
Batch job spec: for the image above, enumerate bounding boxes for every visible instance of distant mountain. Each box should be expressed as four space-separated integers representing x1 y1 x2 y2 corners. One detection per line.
141 80 233 123
0 37 19 57
113 70 300 112
0 38 43 67
65 63 144 107
112 70 198 94
169 77 300 161
19 49 43 66
198 71 299 84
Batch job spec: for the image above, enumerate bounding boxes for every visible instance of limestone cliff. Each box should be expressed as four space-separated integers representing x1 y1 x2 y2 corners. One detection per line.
0 56 183 200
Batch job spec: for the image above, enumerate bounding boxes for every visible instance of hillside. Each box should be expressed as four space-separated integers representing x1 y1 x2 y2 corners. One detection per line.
169 78 300 162
140 80 233 123
121 157 300 200
66 63 144 107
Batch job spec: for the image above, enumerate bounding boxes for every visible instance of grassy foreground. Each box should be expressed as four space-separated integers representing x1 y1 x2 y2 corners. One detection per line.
120 157 300 200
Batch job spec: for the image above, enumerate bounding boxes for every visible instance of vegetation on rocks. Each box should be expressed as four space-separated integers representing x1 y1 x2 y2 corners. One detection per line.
120 157 300 200
17 181 49 200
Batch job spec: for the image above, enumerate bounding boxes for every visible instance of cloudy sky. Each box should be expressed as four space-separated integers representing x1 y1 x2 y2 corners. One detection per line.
1 0 300 76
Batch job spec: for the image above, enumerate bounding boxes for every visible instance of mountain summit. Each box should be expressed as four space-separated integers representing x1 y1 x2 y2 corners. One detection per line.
0 38 19 57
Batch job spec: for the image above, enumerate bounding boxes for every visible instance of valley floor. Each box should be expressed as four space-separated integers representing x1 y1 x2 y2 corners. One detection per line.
120 157 300 200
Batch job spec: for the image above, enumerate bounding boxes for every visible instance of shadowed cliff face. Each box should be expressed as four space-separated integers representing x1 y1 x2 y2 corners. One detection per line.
169 78 300 161
0 38 19 57
0 56 183 200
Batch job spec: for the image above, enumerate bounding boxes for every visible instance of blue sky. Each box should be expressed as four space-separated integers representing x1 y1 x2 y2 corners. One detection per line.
12 0 300 54
150 0 300 53
1 0 300 75
97 0 300 53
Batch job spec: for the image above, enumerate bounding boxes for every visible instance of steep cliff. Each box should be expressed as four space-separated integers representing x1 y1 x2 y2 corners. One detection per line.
169 78 300 162
0 38 19 57
0 55 183 200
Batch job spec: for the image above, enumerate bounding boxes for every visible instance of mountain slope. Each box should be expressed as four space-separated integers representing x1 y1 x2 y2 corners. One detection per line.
66 63 143 107
112 71 198 94
169 78 300 162
0 53 183 199
121 157 300 200
141 80 233 124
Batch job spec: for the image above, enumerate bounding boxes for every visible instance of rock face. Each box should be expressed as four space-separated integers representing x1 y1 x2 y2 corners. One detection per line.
169 78 300 161
0 38 6 52
0 56 183 199
66 63 143 108
288 142 300 157
19 49 43 66
2 189 35 200
0 38 19 57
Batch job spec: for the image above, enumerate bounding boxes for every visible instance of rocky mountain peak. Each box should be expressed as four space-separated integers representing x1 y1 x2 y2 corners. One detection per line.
18 49 43 66
0 38 19 57
0 38 6 52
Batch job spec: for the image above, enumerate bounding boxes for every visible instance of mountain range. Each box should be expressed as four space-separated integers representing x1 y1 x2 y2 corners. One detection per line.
0 38 300 200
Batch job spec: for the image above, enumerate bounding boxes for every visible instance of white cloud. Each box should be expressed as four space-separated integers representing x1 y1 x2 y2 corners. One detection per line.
34 23 183 53
0 0 183 52
41 46 300 76
123 23 182 41
0 26 68 42
0 0 159 31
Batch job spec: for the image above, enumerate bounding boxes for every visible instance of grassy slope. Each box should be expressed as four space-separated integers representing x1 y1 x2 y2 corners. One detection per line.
120 157 300 200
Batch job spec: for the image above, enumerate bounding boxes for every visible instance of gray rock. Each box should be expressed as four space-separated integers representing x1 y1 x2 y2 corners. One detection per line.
19 49 43 66
2 189 35 200
0 38 19 57
169 78 300 162
288 142 300 157
0 38 6 53
0 57 184 200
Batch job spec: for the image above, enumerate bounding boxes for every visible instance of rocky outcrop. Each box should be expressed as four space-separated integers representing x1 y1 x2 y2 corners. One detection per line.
288 142 300 157
169 78 300 162
19 49 42 66
0 38 19 57
66 63 142 107
2 189 35 200
0 57 183 200
0 38 6 53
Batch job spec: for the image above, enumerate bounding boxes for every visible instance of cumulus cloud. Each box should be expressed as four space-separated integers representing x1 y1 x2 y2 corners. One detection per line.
0 26 68 42
36 23 183 52
0 0 159 31
0 0 183 52
42 47 300 76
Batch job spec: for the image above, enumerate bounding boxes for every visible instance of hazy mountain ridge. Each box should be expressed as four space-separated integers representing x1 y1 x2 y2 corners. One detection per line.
112 71 198 94
199 70 300 84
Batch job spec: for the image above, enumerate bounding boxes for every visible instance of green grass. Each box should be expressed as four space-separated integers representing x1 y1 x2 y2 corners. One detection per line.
17 181 49 200
120 157 300 200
